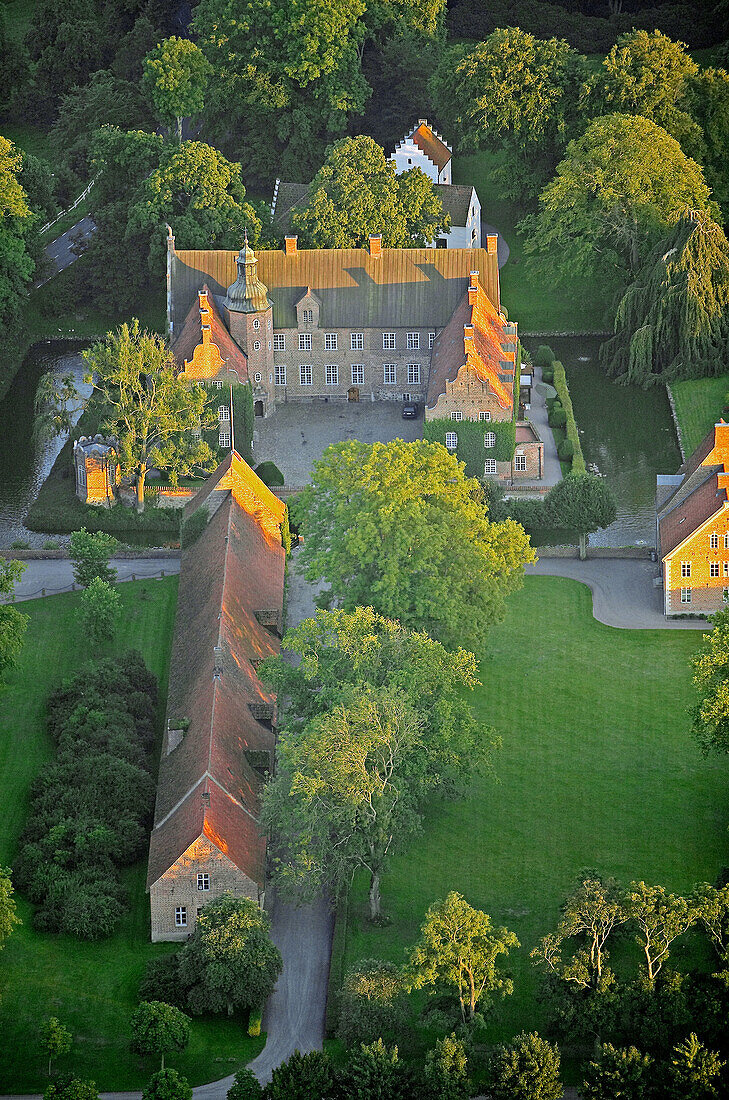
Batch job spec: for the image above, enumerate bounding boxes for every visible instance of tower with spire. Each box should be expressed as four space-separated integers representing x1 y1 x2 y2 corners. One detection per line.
224 234 275 415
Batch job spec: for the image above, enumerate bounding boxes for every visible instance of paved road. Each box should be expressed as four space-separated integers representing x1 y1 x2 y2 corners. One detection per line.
36 215 96 287
528 557 707 630
517 364 561 490
0 557 180 602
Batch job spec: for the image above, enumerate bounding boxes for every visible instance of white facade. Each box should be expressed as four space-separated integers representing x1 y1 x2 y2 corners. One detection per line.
433 187 482 251
391 120 452 185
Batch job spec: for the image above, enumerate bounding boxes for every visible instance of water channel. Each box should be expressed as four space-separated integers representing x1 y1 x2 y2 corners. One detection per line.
0 336 683 550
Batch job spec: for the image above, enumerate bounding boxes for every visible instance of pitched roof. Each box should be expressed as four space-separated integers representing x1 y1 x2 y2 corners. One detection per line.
271 181 474 235
147 453 285 891
434 184 475 226
411 122 451 172
427 280 515 410
271 181 308 233
171 246 500 332
659 472 725 558
172 286 248 380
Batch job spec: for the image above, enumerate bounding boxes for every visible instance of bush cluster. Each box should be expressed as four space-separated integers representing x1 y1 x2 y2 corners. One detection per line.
14 652 158 939
552 362 586 474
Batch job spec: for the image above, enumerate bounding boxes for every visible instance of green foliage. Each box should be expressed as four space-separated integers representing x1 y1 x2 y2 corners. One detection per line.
601 211 729 386
691 607 729 755
44 1077 99 1100
291 136 449 248
130 1002 191 1071
666 1032 724 1099
557 439 574 462
68 528 117 588
552 362 586 473
141 1068 192 1100
423 418 515 474
246 1008 261 1038
0 559 29 686
338 959 407 1047
266 1050 337 1100
296 439 535 651
232 383 254 464
488 1031 563 1100
0 866 20 949
338 1039 413 1100
180 508 208 550
253 461 284 488
545 473 617 556
406 891 519 1023
0 136 35 338
226 1068 262 1100
39 1017 72 1076
521 114 714 284
623 881 700 987
51 69 154 177
534 345 556 369
582 1044 653 1100
176 895 282 1016
423 1033 471 1100
688 67 729 221
549 406 566 429
143 38 211 142
78 578 121 649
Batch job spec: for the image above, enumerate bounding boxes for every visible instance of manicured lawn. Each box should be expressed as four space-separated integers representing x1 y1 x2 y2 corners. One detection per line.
453 151 614 334
337 576 729 1054
671 374 729 457
0 579 264 1090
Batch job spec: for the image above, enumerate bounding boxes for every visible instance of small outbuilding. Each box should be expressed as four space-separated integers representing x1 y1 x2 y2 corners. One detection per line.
73 435 119 507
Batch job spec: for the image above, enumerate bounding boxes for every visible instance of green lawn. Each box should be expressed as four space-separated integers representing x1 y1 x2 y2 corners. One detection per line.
453 151 614 334
336 576 729 1056
671 374 729 457
0 579 264 1090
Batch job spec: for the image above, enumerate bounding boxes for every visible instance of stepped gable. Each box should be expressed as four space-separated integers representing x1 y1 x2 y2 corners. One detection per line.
427 277 515 411
410 120 451 173
172 285 248 381
146 452 285 892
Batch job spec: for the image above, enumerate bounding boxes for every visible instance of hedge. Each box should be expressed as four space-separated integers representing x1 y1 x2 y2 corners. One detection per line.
424 418 515 477
552 361 586 474
254 461 284 487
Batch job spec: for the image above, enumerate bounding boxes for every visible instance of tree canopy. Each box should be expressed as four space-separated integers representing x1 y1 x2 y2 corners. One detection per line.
0 560 28 688
546 473 616 559
295 439 535 651
291 135 448 248
488 1032 563 1100
0 136 35 336
130 1002 191 1070
691 607 729 755
600 211 729 386
521 113 714 282
143 37 211 142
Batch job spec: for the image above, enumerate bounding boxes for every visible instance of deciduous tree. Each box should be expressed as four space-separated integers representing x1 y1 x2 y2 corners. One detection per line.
82 320 217 510
0 559 28 687
338 959 408 1047
623 882 699 987
143 37 211 143
39 1017 72 1077
130 1002 191 1070
531 874 626 990
666 1032 724 1100
546 474 617 559
141 1068 191 1100
78 578 121 648
691 607 729 755
488 1032 563 1100
582 1044 653 1100
423 1033 471 1100
338 1039 414 1100
692 882 729 963
0 866 20 948
295 439 535 651
225 1069 262 1100
44 1077 99 1100
406 892 519 1024
68 529 117 588
265 1050 336 1100
0 136 35 335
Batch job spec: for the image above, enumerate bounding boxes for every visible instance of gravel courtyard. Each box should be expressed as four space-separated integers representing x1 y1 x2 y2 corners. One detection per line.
252 401 424 486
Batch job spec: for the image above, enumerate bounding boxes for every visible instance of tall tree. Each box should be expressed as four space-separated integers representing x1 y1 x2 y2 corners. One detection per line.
265 1050 337 1100
68 529 117 588
546 473 617 559
0 866 20 948
531 874 626 991
51 70 154 177
130 1002 191 1070
0 136 35 336
521 114 713 282
338 1039 414 1100
691 607 729 755
82 320 217 509
423 1033 471 1100
623 882 699 987
692 882 729 963
600 211 729 386
666 1033 724 1100
143 37 211 143
176 895 282 1016
292 135 448 248
431 28 586 202
194 0 370 181
488 1032 563 1100
406 892 519 1024
338 959 407 1047
687 67 729 221
295 439 535 651
0 560 28 688
78 579 121 650
263 686 427 919
141 1068 191 1100
582 1044 653 1100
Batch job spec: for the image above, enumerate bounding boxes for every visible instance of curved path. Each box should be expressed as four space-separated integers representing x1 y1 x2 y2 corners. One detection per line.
527 558 706 630
0 557 180 602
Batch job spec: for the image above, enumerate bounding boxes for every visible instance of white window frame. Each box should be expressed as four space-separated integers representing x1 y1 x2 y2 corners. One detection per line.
484 459 497 475
275 364 287 386
299 364 312 386
514 454 527 472
253 319 260 331
681 587 692 604
711 562 720 578
483 431 496 448
253 340 261 351
383 332 396 350
724 587 729 603
197 872 210 891
383 364 396 385
273 333 285 351
724 561 729 577
218 405 230 421
175 906 187 927
302 308 313 324
681 561 691 577
478 410 491 421
450 411 462 421
299 333 312 351
407 332 419 350
219 431 231 448
711 532 719 549
429 332 436 348
407 363 420 385
351 332 364 350
325 364 339 386
324 333 338 351
254 372 262 383
445 432 458 450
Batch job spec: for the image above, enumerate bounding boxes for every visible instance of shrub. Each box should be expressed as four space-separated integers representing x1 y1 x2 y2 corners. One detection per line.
552 361 586 475
180 508 208 549
338 959 408 1048
254 461 284 488
142 1068 191 1100
505 498 547 532
9 540 30 549
78 577 121 648
139 957 187 1011
558 438 574 462
535 345 556 369
549 407 567 429
42 540 60 549
247 1006 262 1037
226 1069 262 1100
68 528 118 587
542 368 554 384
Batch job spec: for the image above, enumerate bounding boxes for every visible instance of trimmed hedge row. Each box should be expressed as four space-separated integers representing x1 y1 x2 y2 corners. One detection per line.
14 652 158 939
552 361 586 475
424 418 516 477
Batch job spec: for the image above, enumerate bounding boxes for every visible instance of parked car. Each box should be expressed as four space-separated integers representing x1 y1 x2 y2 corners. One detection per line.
402 403 419 419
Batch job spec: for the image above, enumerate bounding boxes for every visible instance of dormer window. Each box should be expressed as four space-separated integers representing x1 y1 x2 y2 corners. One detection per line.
302 309 313 324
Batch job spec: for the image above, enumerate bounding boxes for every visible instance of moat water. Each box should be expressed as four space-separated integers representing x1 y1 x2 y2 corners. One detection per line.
0 336 682 550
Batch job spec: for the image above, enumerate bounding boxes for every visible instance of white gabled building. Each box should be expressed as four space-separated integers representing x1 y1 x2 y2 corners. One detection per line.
391 119 452 184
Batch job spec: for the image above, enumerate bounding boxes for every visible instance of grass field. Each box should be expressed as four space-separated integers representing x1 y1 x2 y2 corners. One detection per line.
0 578 264 1090
335 576 729 1062
671 374 729 457
453 152 614 334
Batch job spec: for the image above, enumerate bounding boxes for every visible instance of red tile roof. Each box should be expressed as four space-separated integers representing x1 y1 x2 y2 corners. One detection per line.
411 122 451 172
172 285 248 381
147 454 285 890
659 472 725 557
427 282 514 410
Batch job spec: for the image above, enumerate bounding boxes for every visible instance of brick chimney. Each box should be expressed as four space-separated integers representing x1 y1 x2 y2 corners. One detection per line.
486 234 498 254
469 270 479 288
464 324 475 354
703 422 729 471
468 285 478 306
284 236 298 257
369 235 382 258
